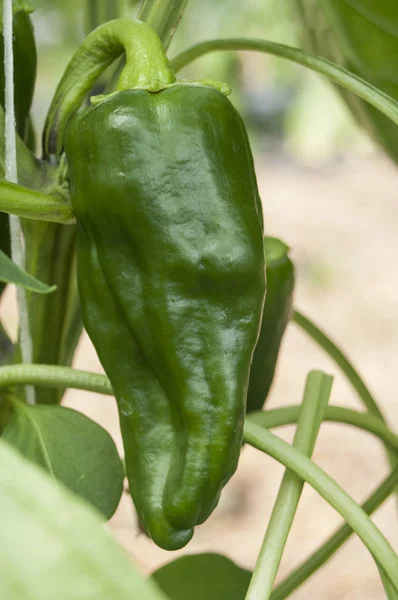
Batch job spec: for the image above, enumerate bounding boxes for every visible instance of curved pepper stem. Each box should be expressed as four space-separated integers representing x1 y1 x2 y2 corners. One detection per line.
42 18 175 158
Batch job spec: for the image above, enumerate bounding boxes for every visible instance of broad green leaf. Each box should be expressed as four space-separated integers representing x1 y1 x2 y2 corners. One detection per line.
0 248 56 293
3 404 124 520
152 553 251 600
296 0 398 163
0 439 168 600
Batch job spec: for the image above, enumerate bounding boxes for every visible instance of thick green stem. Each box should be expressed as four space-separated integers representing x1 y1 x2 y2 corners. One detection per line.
0 179 74 223
0 364 112 395
43 18 175 157
246 371 333 600
244 421 398 590
270 468 398 600
138 0 189 51
170 39 398 128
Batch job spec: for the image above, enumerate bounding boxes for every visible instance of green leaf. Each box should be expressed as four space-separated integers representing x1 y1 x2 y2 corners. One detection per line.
0 439 168 600
0 248 56 293
152 553 251 600
2 404 124 520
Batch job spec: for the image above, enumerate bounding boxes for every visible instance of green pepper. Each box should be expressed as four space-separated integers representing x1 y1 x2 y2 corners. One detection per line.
296 0 398 163
64 84 265 550
247 237 295 414
43 17 265 550
0 1 37 300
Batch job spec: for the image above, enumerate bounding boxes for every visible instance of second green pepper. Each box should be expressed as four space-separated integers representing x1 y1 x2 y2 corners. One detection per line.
247 237 295 413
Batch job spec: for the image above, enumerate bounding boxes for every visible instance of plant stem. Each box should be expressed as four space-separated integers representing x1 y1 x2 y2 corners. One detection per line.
249 406 398 597
43 19 175 157
246 371 333 600
0 363 397 454
244 421 398 591
293 311 383 418
170 39 398 127
247 406 398 453
0 364 113 395
138 0 189 51
270 467 398 599
3 0 34 404
292 310 398 500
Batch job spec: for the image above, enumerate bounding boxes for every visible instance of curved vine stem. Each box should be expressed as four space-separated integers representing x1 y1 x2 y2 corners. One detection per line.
43 18 175 157
243 421 398 591
270 467 398 600
247 406 398 597
0 364 112 396
0 363 397 452
247 406 398 453
292 310 398 495
170 38 398 127
293 311 384 418
246 371 333 600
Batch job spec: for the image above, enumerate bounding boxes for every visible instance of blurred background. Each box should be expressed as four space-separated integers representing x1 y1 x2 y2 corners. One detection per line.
2 1 398 598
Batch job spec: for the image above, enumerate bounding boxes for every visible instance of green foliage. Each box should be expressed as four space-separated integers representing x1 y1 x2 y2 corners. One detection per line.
0 438 167 600
152 553 251 600
0 248 55 293
2 404 124 519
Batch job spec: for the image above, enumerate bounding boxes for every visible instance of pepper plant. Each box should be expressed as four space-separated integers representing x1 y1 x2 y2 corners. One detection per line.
0 0 397 598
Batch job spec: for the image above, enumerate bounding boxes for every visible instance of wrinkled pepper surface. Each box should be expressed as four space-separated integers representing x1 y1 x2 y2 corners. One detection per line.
65 83 266 550
247 237 295 413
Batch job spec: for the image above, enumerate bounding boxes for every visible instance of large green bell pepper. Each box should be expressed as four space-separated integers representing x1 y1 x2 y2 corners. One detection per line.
64 84 266 550
42 17 265 550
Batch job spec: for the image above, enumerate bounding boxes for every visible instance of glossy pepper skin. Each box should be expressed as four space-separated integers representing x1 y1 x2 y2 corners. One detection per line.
247 237 295 413
0 4 37 299
65 85 266 551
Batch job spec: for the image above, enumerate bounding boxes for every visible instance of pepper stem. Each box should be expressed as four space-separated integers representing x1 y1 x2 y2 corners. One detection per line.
43 18 175 158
